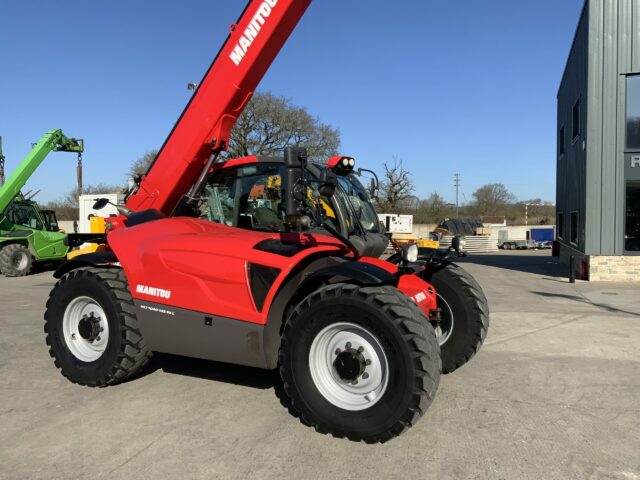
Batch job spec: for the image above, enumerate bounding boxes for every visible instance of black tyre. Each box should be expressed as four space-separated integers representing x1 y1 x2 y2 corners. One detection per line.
420 263 489 373
279 283 440 443
0 243 33 277
44 267 152 386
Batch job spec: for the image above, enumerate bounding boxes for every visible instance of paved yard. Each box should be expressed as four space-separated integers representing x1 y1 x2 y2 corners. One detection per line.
1 251 639 480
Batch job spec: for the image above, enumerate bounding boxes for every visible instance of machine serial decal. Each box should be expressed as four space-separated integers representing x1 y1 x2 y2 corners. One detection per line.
136 284 172 299
229 0 278 66
139 304 175 316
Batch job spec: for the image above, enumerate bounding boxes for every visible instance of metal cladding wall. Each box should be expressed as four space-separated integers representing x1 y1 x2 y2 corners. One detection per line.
585 0 640 255
557 3 589 253
558 0 640 256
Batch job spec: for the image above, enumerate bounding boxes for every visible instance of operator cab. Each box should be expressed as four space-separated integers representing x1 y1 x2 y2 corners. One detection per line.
3 201 45 231
199 152 388 258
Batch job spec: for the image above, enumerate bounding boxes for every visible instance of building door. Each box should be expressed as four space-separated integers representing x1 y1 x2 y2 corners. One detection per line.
625 75 640 253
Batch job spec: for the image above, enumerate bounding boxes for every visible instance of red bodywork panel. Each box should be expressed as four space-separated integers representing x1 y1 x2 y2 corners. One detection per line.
211 156 259 172
126 0 312 215
106 217 436 324
108 217 345 325
358 256 437 315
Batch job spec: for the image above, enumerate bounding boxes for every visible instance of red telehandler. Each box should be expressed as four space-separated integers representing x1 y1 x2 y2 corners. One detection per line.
44 0 487 443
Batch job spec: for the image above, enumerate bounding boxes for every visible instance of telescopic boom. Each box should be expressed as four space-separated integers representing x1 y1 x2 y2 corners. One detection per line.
125 0 312 215
0 130 83 214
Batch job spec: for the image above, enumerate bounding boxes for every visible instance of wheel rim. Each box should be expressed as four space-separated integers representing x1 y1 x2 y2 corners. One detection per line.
308 322 388 411
62 296 109 362
434 293 454 346
13 251 28 271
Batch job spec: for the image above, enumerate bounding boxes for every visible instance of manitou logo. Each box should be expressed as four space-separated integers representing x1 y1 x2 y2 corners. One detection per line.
229 0 279 66
136 284 172 299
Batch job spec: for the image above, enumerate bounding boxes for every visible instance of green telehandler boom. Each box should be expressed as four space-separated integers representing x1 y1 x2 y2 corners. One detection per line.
0 136 6 186
0 130 83 277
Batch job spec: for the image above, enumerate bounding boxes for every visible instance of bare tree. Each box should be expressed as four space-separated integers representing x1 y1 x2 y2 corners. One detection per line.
129 150 158 178
415 192 449 223
471 183 516 216
227 92 340 162
376 157 414 212
126 92 339 181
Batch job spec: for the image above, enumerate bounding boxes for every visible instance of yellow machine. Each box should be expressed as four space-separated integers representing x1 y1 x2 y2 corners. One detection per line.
66 216 107 260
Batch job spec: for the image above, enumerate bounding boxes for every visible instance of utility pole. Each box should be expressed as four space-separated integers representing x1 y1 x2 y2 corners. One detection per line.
454 173 461 218
0 136 5 187
524 202 545 226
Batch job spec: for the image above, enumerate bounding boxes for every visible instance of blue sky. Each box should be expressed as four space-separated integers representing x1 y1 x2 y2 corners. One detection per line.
0 0 583 205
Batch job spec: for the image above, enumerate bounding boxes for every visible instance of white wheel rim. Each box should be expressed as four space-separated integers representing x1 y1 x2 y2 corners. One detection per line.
309 322 388 411
62 296 109 362
435 293 454 346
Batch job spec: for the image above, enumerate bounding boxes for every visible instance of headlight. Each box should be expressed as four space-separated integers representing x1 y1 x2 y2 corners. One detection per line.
402 244 419 264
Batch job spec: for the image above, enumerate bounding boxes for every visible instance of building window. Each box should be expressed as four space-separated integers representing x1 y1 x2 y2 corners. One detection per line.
558 213 564 239
626 75 640 151
559 126 565 156
572 99 581 140
625 181 640 251
570 211 578 245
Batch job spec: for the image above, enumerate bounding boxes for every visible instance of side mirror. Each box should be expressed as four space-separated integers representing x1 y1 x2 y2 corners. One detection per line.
451 235 467 253
370 178 377 197
91 197 132 217
93 198 110 210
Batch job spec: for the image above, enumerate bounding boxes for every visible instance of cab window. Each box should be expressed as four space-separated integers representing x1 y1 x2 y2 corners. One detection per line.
204 163 286 232
8 203 43 230
337 175 380 233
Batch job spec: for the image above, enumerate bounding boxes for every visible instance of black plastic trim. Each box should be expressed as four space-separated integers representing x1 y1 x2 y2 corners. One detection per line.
53 251 119 278
125 209 167 228
303 261 395 287
253 239 309 257
64 233 107 247
248 263 281 311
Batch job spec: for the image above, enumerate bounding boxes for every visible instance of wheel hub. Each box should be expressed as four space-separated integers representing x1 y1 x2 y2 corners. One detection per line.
333 347 367 382
62 296 109 362
12 252 28 270
77 313 102 342
308 322 388 411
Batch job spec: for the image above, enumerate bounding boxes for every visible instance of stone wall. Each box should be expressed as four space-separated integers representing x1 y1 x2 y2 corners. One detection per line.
589 256 640 281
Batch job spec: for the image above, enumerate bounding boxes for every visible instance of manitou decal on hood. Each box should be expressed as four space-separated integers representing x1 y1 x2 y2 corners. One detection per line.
229 0 278 66
136 284 172 299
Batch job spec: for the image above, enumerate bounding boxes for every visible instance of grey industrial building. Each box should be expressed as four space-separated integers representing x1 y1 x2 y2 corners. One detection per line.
556 0 640 280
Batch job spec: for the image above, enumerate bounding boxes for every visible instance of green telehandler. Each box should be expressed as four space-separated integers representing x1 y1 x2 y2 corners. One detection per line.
0 130 83 276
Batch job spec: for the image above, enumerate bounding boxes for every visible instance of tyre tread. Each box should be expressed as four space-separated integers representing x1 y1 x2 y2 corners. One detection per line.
431 264 489 373
279 283 441 443
0 243 33 277
44 267 152 387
